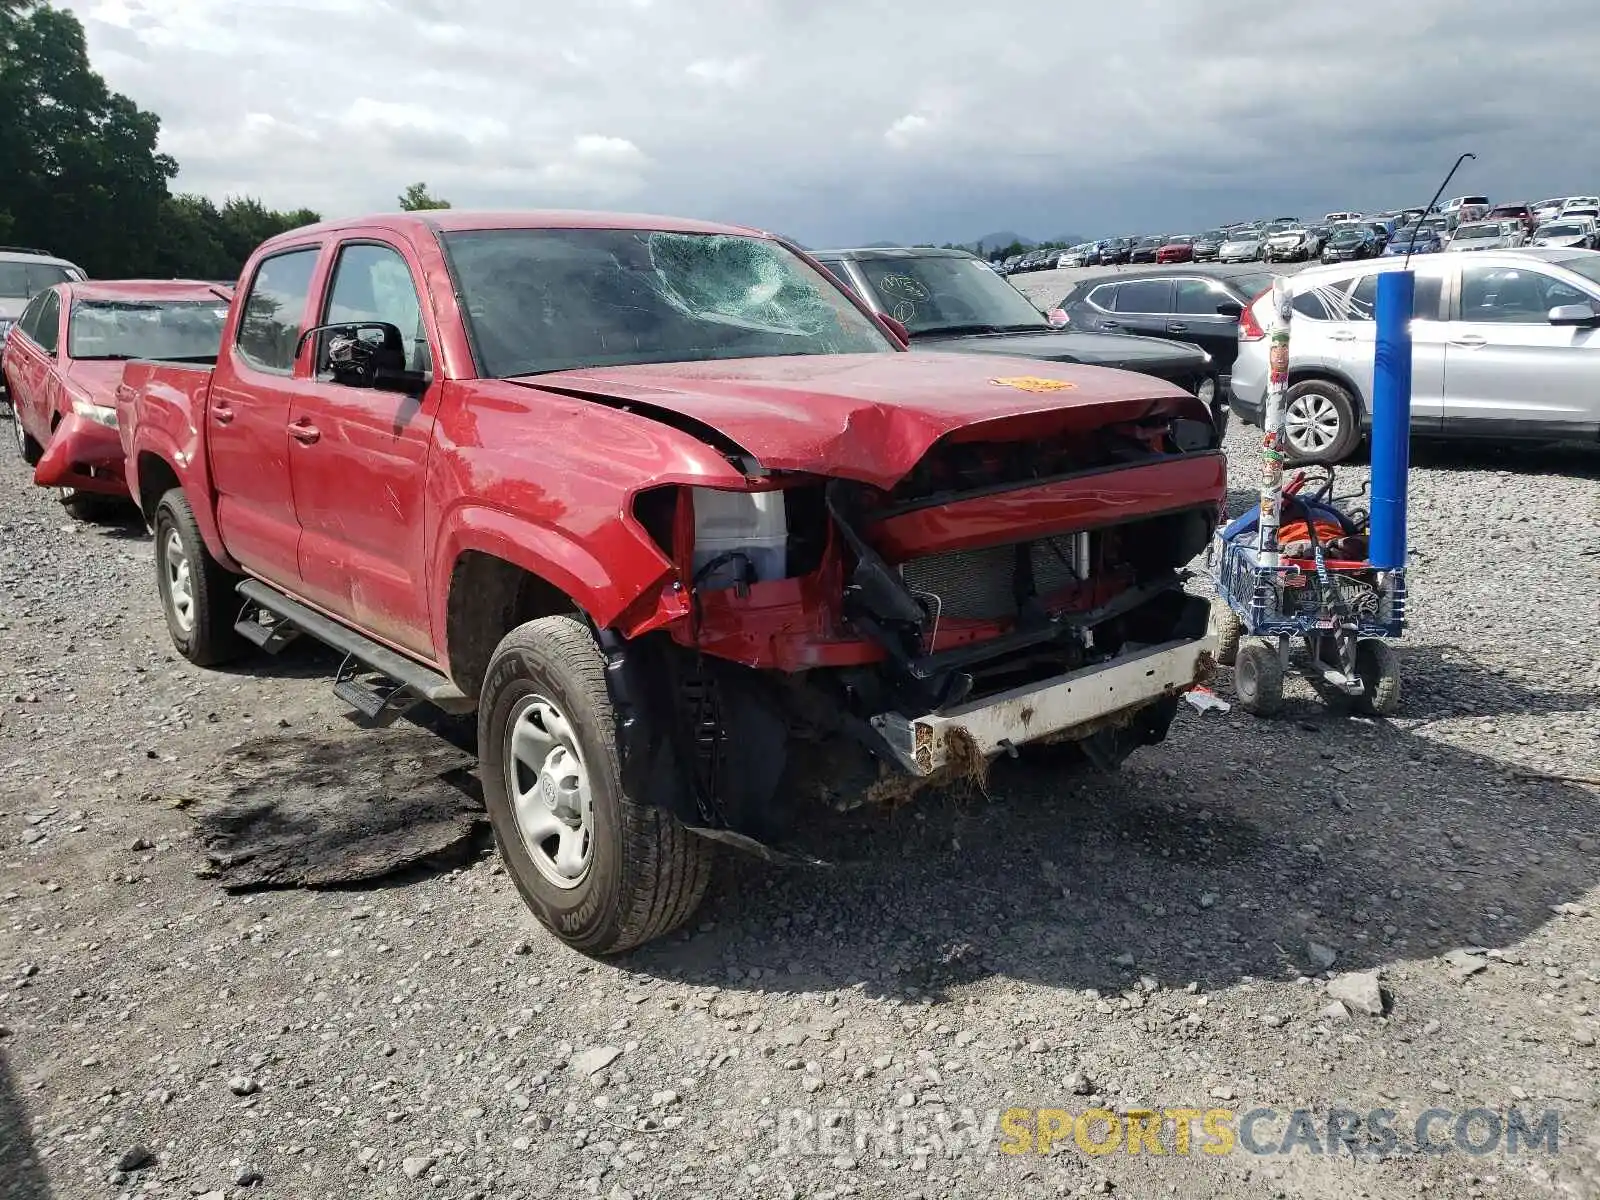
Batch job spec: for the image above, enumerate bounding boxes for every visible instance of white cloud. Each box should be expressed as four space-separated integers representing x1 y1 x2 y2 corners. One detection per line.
58 0 1600 244
686 56 759 88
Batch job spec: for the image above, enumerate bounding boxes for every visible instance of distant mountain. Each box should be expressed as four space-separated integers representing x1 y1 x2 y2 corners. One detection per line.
971 230 1034 252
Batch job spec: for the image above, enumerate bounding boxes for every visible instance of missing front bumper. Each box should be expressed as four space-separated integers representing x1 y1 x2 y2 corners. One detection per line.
868 635 1217 776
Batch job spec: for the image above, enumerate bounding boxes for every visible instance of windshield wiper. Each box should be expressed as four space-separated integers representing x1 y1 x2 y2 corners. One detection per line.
914 323 1044 338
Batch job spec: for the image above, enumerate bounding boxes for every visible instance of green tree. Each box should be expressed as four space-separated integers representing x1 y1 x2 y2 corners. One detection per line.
0 1 175 275
397 182 451 211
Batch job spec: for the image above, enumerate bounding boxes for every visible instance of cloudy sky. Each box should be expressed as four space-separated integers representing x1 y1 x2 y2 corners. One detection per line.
63 0 1600 246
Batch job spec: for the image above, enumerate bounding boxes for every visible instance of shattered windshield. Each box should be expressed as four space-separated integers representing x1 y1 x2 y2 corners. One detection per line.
850 255 1049 337
441 228 891 378
67 299 230 360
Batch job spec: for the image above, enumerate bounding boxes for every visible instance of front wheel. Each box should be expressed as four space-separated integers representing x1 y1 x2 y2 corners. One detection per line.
478 617 715 955
11 405 41 466
153 489 246 666
1233 640 1284 716
1282 380 1361 464
1212 603 1244 667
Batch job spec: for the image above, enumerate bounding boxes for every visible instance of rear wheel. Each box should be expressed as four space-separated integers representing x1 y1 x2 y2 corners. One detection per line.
478 616 715 955
1282 380 1361 465
1353 639 1401 716
153 489 246 666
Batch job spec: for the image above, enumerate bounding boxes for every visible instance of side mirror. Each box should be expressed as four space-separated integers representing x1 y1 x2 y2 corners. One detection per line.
296 320 432 393
876 313 911 348
1548 302 1600 328
1043 307 1069 328
1215 300 1245 319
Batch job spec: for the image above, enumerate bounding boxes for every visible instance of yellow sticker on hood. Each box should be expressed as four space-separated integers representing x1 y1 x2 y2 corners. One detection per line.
989 376 1077 393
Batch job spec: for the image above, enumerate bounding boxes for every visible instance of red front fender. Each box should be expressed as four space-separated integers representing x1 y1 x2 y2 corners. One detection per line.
33 412 129 496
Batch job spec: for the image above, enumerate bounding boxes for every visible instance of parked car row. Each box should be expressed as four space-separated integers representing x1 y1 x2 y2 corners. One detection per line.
1019 194 1600 277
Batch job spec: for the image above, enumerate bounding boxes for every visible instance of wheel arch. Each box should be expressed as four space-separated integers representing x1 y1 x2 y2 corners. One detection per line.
444 549 587 702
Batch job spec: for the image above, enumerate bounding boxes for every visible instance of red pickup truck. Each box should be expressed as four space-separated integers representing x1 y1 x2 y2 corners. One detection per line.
118 210 1224 954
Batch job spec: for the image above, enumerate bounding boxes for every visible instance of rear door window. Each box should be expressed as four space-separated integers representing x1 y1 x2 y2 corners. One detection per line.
33 290 60 354
15 290 50 342
236 247 321 374
1345 272 1444 322
1173 278 1229 316
1114 278 1174 314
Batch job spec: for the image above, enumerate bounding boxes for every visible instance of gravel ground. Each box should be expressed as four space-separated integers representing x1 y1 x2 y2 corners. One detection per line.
1 390 1598 1200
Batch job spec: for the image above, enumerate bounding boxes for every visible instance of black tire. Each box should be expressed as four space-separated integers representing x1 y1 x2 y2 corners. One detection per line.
60 488 129 524
478 616 714 955
1233 640 1285 717
153 488 246 666
1354 639 1401 716
1282 379 1361 465
1212 602 1244 667
11 405 41 466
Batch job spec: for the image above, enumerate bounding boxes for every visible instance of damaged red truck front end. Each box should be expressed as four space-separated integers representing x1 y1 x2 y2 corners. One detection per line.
561 354 1225 792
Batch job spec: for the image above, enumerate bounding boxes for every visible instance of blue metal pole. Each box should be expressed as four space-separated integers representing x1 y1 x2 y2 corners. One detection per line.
1369 270 1414 570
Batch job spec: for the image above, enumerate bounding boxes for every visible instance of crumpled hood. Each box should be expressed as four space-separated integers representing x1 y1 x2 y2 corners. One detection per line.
912 329 1207 372
511 352 1201 490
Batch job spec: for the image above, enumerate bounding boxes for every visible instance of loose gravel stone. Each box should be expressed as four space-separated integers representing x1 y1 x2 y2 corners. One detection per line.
0 365 1597 1199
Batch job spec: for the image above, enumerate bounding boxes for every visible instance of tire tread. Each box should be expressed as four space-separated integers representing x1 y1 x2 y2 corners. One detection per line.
485 617 713 954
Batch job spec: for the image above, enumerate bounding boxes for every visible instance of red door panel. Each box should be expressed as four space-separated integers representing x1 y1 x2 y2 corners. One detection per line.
287 236 441 657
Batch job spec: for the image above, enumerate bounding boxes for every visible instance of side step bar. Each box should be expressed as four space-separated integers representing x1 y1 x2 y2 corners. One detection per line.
235 579 476 724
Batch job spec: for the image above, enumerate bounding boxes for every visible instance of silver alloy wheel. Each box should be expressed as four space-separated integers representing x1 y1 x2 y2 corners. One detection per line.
1284 389 1343 454
163 528 195 633
505 693 593 890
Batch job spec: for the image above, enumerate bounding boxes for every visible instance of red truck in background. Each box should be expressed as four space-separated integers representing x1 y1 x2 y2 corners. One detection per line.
117 210 1225 955
3 279 228 516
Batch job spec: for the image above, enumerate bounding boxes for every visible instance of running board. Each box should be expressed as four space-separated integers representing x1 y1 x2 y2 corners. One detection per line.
235 580 476 718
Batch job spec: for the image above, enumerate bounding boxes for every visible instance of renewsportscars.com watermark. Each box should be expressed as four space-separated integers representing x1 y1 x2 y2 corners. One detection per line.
775 1105 1563 1162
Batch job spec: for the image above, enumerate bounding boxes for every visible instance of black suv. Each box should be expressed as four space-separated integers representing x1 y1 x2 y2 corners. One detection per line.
1056 264 1276 381
813 247 1226 431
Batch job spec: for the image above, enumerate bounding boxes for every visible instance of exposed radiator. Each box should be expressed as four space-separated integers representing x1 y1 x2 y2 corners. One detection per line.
899 533 1090 621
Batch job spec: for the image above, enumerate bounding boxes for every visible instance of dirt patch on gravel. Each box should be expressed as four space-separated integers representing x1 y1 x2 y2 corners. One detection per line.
186 728 485 890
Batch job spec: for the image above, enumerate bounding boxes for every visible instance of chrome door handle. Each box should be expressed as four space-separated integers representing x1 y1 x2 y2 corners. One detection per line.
1328 330 1356 341
288 419 321 445
1449 335 1487 348
1167 322 1188 332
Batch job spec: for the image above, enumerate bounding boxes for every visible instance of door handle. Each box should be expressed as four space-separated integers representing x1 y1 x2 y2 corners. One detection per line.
1167 322 1188 332
212 406 234 425
1449 335 1487 348
1328 329 1356 341
288 419 321 445
1101 320 1121 329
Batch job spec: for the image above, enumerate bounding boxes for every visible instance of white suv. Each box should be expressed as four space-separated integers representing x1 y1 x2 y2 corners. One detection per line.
0 246 85 360
1230 249 1600 462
